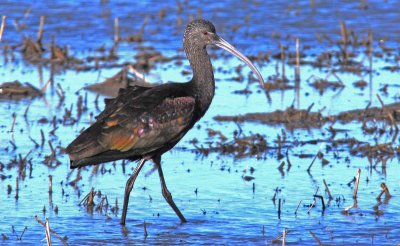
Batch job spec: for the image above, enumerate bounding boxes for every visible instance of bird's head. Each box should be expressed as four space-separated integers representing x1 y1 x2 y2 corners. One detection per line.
183 19 264 87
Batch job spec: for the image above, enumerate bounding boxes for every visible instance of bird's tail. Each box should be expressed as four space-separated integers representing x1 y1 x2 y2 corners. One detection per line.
70 151 140 169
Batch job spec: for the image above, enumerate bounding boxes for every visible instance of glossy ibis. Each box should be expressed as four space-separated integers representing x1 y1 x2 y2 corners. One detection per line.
66 19 264 225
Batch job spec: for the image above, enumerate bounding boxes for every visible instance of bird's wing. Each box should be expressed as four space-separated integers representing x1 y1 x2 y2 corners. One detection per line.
66 84 195 163
97 85 151 121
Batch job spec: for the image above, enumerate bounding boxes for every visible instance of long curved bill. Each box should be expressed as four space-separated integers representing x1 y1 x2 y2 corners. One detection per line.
212 34 265 87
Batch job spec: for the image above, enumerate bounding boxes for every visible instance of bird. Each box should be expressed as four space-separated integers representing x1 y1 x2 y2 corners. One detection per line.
66 19 264 225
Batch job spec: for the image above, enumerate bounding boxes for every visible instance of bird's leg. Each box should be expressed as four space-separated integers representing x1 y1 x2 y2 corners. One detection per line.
153 156 187 223
120 158 147 225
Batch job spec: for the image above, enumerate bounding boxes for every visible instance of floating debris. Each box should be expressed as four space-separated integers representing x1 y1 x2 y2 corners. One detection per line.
0 81 42 99
214 106 325 130
193 133 268 159
21 37 44 62
84 66 154 97
336 102 400 124
215 102 400 131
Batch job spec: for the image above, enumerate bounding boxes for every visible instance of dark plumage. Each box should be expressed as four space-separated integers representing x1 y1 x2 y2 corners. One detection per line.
66 19 264 225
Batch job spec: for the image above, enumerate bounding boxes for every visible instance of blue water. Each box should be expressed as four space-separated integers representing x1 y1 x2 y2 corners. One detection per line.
1 1 400 245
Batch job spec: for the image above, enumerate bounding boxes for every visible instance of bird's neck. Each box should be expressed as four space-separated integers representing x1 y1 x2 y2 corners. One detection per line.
187 46 215 117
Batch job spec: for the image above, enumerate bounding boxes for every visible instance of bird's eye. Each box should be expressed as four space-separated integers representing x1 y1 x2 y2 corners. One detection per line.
203 31 208 36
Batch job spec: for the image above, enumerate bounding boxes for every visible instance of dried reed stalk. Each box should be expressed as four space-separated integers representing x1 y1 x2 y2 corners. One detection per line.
23 103 31 118
353 168 361 199
280 44 285 81
295 200 302 215
45 218 52 246
0 16 6 41
144 221 148 238
377 182 391 200
37 16 45 43
323 179 333 199
15 177 19 199
10 112 16 132
309 230 323 245
114 17 119 43
307 151 320 172
48 175 53 194
282 229 287 246
340 20 348 62
295 38 300 81
376 93 398 131
34 216 68 246
271 230 290 245
278 198 282 219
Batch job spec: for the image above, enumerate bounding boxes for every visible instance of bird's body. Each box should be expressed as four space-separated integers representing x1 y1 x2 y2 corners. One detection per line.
68 83 197 167
66 19 264 225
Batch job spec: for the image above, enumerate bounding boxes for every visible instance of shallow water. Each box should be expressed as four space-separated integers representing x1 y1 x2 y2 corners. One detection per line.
1 1 400 245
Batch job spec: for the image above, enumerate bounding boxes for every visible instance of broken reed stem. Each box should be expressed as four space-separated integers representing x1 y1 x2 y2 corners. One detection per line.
271 230 290 244
144 221 148 238
16 226 27 240
307 199 316 214
368 30 373 71
9 140 16 150
294 200 302 215
313 195 326 210
29 136 39 147
80 188 96 206
323 179 333 199
376 93 398 131
48 140 55 155
0 16 6 42
34 216 68 246
280 43 285 81
285 149 292 170
278 198 281 219
114 17 119 43
314 186 319 197
45 218 52 246
376 190 385 200
15 177 19 199
377 182 391 200
307 151 319 172
10 112 16 132
41 79 52 93
37 16 45 43
340 20 348 62
139 15 150 35
353 168 361 199
40 129 45 147
50 34 56 59
48 175 53 194
295 38 300 81
381 183 391 197
23 103 31 118
309 230 323 246
306 187 320 214
282 229 287 246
